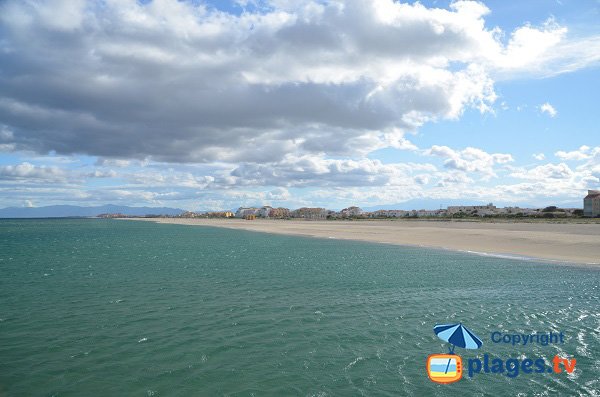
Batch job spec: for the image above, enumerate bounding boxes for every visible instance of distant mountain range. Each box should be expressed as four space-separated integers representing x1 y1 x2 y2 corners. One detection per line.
0 204 184 218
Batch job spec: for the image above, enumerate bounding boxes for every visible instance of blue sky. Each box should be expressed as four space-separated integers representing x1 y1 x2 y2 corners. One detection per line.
0 0 598 210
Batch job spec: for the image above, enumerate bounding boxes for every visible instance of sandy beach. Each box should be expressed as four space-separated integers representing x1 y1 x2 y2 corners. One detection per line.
130 218 600 265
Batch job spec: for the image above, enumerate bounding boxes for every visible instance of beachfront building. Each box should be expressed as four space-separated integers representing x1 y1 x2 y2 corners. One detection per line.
235 207 259 218
268 207 291 218
447 203 497 216
97 213 127 218
338 206 363 218
291 207 330 219
496 207 526 215
495 207 539 216
584 190 600 217
205 211 234 218
258 206 273 218
386 210 408 217
519 208 540 216
416 209 446 217
179 211 200 218
368 209 409 218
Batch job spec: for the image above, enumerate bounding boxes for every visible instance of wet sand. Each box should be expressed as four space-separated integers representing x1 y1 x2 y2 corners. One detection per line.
129 218 600 265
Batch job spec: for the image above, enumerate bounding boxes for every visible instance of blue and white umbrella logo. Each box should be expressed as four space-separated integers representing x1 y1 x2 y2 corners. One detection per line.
433 323 483 354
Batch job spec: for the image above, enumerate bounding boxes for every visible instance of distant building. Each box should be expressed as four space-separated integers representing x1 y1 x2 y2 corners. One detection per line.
268 207 290 218
205 211 234 218
368 209 408 218
258 206 273 218
291 207 329 219
235 207 259 218
584 190 600 217
416 209 445 217
447 203 496 216
339 206 363 217
97 213 127 218
180 211 199 218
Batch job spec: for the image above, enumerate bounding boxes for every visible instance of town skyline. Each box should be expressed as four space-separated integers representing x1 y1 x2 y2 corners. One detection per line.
182 193 599 219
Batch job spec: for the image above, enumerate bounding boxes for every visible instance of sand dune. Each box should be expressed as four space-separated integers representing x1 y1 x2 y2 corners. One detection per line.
130 218 600 265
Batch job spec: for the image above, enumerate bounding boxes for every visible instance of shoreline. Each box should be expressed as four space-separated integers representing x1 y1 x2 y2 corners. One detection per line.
126 218 600 265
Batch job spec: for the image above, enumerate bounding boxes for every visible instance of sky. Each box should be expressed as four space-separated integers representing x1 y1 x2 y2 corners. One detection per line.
0 0 599 211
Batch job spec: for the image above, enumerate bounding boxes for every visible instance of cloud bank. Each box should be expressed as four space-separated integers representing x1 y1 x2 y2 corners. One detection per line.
0 0 583 163
0 0 598 209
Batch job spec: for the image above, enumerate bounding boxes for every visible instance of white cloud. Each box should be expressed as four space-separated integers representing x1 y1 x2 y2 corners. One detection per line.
127 169 216 189
0 144 16 152
533 153 545 161
0 1 598 210
0 126 14 141
555 145 599 161
414 174 430 185
228 154 419 187
0 0 594 164
539 102 557 117
86 170 117 178
436 171 474 187
424 145 513 178
493 19 567 71
95 158 135 168
266 187 291 201
513 34 600 78
0 162 68 183
510 162 574 180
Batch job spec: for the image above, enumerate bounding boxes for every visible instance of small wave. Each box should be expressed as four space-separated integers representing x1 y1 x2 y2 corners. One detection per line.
458 249 599 265
344 356 364 370
461 250 538 261
576 331 591 358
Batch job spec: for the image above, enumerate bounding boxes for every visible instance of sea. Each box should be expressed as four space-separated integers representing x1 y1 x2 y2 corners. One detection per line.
0 219 598 396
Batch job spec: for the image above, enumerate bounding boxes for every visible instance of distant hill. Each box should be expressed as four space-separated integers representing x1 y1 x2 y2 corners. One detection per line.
0 204 184 218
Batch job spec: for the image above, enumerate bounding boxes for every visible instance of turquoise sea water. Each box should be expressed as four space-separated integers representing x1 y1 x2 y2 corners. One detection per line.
0 219 598 396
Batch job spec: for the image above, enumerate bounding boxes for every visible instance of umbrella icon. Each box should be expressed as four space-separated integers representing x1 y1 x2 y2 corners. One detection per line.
433 323 483 374
434 323 483 353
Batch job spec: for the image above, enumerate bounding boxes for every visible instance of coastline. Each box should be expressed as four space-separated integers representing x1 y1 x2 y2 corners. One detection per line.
126 218 600 265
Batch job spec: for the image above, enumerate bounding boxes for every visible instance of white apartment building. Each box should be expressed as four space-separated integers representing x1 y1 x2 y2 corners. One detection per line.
339 206 363 217
258 206 273 218
369 210 408 218
416 209 445 217
235 207 259 218
584 190 600 217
